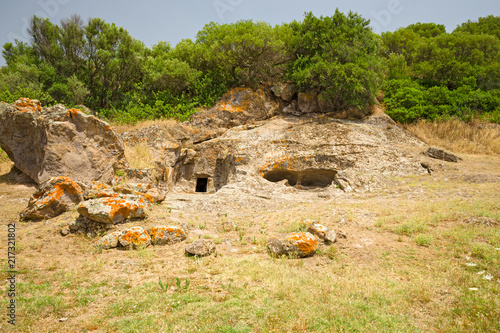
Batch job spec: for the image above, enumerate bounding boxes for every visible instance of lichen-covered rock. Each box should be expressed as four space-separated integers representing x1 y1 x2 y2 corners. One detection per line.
77 196 150 224
84 181 155 204
148 226 186 245
307 222 329 240
185 239 216 257
20 176 84 220
97 231 122 250
267 232 318 258
118 227 151 249
191 88 278 129
0 99 126 184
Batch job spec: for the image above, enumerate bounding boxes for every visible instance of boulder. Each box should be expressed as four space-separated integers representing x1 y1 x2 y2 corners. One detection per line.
307 222 329 241
423 147 461 163
297 92 320 114
20 176 84 220
185 239 216 257
118 227 151 249
0 99 126 184
97 231 122 250
148 226 187 245
267 232 318 258
272 82 296 102
77 196 150 224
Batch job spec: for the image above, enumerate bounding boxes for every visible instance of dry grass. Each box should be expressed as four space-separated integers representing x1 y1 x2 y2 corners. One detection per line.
405 119 500 155
125 143 157 169
1 141 499 332
112 118 179 134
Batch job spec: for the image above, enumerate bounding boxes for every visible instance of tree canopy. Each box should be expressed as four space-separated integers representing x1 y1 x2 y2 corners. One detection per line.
1 12 499 124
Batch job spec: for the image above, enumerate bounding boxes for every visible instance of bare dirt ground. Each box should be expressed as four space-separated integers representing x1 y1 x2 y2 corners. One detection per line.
0 151 499 332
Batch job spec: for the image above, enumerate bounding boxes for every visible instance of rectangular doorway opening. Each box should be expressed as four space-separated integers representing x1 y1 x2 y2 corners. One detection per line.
196 178 208 193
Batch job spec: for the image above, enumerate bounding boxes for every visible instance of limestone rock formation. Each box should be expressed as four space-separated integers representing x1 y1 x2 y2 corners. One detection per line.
185 239 216 257
20 176 84 220
0 98 126 184
191 87 279 129
267 232 318 258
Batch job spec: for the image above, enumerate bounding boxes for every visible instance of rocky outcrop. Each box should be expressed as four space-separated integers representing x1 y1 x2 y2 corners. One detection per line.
0 98 126 184
191 88 279 129
20 176 84 220
267 232 318 258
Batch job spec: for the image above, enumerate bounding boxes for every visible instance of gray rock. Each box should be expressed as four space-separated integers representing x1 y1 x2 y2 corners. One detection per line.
20 176 84 220
0 98 126 184
185 239 216 257
424 147 461 163
118 227 151 249
267 232 318 258
148 226 187 245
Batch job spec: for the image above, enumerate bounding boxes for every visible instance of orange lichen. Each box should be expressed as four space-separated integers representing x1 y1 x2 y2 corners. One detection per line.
30 176 83 207
287 232 318 256
120 228 149 245
13 97 41 113
66 108 81 117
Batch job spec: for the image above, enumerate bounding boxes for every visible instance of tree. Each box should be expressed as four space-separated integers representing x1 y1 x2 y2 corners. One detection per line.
287 10 383 111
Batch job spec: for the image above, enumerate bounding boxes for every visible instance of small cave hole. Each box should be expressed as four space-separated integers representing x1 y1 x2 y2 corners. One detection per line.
263 170 298 186
195 178 208 193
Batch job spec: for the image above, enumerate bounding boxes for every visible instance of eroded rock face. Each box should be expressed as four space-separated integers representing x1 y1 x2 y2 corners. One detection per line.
20 176 84 220
0 99 126 184
267 232 318 258
77 196 150 224
191 88 279 129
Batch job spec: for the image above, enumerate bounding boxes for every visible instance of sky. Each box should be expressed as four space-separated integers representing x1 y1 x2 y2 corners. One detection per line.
0 0 499 66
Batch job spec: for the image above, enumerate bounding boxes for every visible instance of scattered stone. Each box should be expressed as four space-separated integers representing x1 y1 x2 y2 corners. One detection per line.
423 147 461 163
185 239 216 257
77 196 150 224
267 232 318 258
0 99 126 184
223 221 238 231
307 222 328 240
464 216 499 226
148 226 187 245
58 317 68 322
20 176 84 220
60 227 70 236
97 231 122 250
324 231 337 244
118 227 151 249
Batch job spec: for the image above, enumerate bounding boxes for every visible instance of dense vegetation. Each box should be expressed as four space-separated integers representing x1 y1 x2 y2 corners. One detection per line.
1 11 499 123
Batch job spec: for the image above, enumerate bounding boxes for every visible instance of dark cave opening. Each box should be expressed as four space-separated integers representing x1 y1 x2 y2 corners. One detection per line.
195 177 208 192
